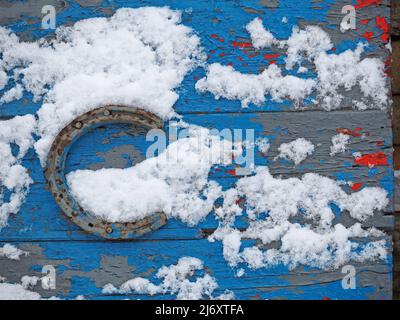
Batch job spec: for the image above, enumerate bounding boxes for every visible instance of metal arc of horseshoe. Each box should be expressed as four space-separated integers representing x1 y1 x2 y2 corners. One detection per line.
44 106 168 240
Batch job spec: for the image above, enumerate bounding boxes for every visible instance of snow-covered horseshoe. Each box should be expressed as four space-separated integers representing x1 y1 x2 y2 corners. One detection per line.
44 106 167 240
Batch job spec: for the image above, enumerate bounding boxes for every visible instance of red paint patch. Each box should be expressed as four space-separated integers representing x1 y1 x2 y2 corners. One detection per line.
354 152 388 167
211 34 225 43
360 19 370 25
226 169 236 176
376 16 389 43
219 52 226 57
363 31 374 42
336 128 362 137
331 47 336 52
376 140 384 146
354 0 381 10
322 297 330 300
248 53 259 58
351 182 363 191
269 60 277 65
232 41 252 48
263 53 281 60
237 56 243 62
227 62 233 66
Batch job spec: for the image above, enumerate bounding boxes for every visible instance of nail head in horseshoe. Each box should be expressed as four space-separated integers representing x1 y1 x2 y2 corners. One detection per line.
44 105 167 240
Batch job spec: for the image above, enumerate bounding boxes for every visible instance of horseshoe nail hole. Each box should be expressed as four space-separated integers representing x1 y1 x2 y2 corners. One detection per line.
74 121 83 129
106 227 113 234
88 223 94 228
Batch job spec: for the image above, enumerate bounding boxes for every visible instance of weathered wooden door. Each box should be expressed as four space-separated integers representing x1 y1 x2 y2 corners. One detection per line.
0 0 394 299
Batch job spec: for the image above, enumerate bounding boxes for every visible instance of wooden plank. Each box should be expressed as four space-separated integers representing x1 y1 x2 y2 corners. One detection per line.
0 0 391 116
0 240 392 300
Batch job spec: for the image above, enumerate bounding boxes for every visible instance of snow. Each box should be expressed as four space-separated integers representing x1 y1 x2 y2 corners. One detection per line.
0 115 36 228
196 63 315 107
0 84 23 104
0 283 41 300
285 26 333 70
0 69 8 90
196 22 389 111
330 133 350 156
246 18 277 49
315 43 388 110
0 243 27 260
21 276 39 289
255 137 270 154
275 138 315 165
102 257 235 300
67 125 239 225
208 167 388 270
0 7 204 164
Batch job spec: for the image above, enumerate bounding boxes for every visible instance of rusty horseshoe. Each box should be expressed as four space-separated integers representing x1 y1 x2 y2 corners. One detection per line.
44 106 167 240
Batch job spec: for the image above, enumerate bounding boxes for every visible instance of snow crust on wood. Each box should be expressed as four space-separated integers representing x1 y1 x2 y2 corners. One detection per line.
0 116 36 228
0 243 27 260
275 138 315 165
330 133 350 156
209 167 389 270
67 125 239 225
0 283 41 300
197 19 389 110
0 7 204 164
102 257 234 300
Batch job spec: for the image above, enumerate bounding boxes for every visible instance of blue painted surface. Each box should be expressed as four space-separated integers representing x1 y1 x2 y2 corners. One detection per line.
0 0 393 299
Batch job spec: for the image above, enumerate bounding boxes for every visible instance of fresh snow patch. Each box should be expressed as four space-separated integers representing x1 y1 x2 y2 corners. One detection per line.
20 276 40 289
275 138 314 165
0 244 28 260
102 257 234 300
315 43 388 110
0 283 41 300
0 115 36 228
209 167 388 270
0 69 7 90
0 84 23 104
0 7 204 164
246 18 277 49
67 126 239 225
255 137 270 154
196 22 388 110
330 133 350 156
195 63 315 107
285 26 333 70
